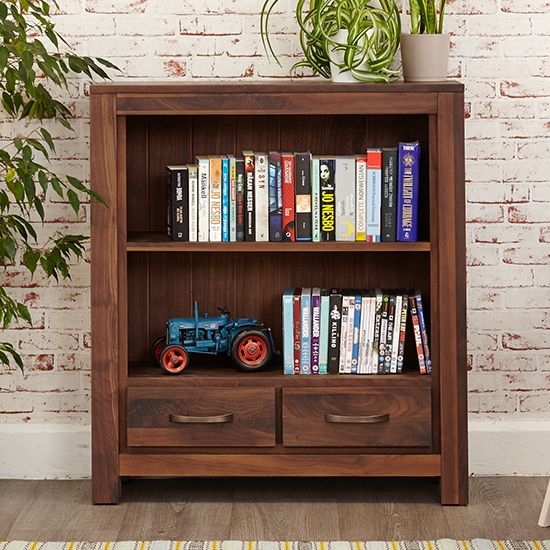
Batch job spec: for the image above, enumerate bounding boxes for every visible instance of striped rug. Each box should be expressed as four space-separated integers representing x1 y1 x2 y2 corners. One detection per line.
0 542 549 550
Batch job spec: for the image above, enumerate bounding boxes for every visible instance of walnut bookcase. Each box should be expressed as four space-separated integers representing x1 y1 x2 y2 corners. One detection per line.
90 82 467 505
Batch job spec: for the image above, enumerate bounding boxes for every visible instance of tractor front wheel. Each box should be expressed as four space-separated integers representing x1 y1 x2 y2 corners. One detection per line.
231 330 272 372
159 345 190 375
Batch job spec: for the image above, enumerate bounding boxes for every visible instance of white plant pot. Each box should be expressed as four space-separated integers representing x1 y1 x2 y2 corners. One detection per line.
400 33 450 82
329 29 368 83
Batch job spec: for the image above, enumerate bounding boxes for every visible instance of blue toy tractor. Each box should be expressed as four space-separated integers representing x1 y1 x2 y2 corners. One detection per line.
151 302 277 374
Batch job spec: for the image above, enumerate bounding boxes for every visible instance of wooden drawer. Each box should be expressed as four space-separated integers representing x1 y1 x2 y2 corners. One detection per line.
282 387 431 447
127 387 276 447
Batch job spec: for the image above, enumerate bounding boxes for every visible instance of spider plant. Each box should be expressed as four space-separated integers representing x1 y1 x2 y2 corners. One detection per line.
408 0 446 33
260 0 401 82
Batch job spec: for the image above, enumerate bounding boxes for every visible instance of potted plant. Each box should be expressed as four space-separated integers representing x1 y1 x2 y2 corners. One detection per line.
0 0 117 371
400 0 450 81
260 0 402 83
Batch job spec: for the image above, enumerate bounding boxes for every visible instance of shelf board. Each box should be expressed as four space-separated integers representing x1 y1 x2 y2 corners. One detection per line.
127 232 431 252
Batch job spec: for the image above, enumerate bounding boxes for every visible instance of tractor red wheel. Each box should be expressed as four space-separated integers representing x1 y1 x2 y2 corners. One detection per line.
231 330 272 372
151 337 166 364
159 345 190 375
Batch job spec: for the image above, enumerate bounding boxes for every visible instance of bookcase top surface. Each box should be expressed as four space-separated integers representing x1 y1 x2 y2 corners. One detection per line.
90 80 464 95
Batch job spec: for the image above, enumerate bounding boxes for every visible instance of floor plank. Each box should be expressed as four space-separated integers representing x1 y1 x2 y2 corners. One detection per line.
2 477 550 541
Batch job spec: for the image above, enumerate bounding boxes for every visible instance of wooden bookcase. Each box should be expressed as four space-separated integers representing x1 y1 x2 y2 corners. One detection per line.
90 82 467 505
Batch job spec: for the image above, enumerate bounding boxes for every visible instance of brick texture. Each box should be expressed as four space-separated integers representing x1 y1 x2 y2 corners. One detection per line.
1 0 549 427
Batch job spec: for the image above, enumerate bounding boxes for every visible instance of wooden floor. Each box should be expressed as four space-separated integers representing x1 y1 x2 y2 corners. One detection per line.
1 477 549 542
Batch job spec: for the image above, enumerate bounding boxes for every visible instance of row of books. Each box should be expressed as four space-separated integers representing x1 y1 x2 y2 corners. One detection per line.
282 288 431 375
166 142 420 243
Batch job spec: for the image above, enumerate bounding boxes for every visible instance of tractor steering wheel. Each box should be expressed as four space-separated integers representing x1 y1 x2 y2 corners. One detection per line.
217 307 231 316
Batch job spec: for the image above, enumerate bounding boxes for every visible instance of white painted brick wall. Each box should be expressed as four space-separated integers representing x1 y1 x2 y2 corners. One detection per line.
1 0 549 442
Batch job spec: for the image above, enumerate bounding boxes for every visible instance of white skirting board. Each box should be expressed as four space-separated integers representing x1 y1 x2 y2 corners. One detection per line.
0 420 549 478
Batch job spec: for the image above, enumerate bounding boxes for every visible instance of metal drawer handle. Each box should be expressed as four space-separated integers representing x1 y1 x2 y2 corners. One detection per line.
169 413 234 424
324 413 390 424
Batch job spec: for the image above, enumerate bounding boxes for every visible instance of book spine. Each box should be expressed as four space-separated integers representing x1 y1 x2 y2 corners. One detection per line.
371 289 383 375
381 147 397 242
320 158 336 241
221 156 229 242
254 152 269 242
377 293 389 374
319 290 329 375
409 294 427 374
311 156 321 242
187 163 198 242
208 156 222 242
293 288 301 375
390 293 402 374
355 156 367 242
196 157 210 242
300 287 311 374
295 151 312 241
415 290 432 374
228 155 237 242
366 148 382 243
327 288 342 374
383 294 396 374
268 151 283 242
235 156 245 242
351 292 362 374
243 151 255 242
282 288 294 375
281 153 295 242
396 292 408 374
310 288 321 374
335 156 356 241
397 141 420 242
166 165 188 242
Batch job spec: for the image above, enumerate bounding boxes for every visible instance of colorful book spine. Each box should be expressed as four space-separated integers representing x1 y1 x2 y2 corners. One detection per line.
371 289 383 375
383 294 396 374
293 288 301 374
235 156 245 242
254 152 269 242
328 288 342 374
366 148 382 242
319 158 336 241
300 287 312 374
295 151 312 241
243 151 255 242
208 156 222 242
381 147 397 242
338 293 350 373
195 156 210 242
409 294 427 374
415 289 432 374
397 141 420 242
187 163 198 242
335 156 356 242
281 152 295 242
221 155 229 242
377 293 389 374
310 287 321 374
311 156 321 242
268 151 283 242
227 155 237 242
282 288 294 375
390 293 402 374
355 155 367 242
166 165 189 242
396 292 408 374
350 291 362 374
319 289 329 375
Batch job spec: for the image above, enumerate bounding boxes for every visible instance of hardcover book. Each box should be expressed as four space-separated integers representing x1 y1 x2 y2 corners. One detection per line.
366 148 382 242
355 156 367 242
319 157 336 241
254 152 269 242
243 151 255 241
281 153 295 242
268 151 283 242
335 156 356 241
208 156 222 242
381 147 397 242
235 156 245 242
295 151 312 241
397 141 420 242
195 156 210 242
187 163 198 242
166 165 188 242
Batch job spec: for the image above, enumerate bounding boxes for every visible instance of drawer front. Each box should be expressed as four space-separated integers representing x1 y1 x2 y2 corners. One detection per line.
128 387 276 447
282 387 431 447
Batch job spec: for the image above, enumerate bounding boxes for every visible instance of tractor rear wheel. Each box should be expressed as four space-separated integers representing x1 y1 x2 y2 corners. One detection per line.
159 344 190 374
151 337 166 364
231 330 272 371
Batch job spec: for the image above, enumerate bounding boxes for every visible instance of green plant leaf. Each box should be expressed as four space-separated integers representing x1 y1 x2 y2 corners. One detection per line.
67 188 80 215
